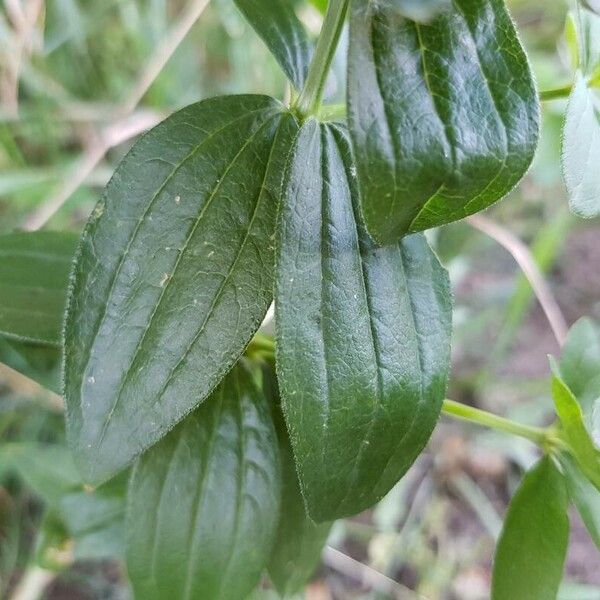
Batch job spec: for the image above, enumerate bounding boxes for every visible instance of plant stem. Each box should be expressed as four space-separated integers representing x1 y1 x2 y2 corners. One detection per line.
295 0 349 117
442 399 549 445
540 84 572 101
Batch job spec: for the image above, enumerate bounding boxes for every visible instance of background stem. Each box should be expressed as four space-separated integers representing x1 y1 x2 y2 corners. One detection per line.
295 0 349 116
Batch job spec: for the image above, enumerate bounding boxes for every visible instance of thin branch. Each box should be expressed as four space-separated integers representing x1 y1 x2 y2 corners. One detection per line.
8 566 56 600
467 214 568 346
22 0 211 231
323 546 428 600
22 111 161 231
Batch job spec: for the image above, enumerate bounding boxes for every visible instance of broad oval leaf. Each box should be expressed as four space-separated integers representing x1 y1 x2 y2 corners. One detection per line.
234 0 313 91
275 119 452 522
347 0 539 243
563 72 600 218
561 454 600 551
125 362 280 600
64 95 298 483
492 456 569 600
0 231 77 346
263 367 332 596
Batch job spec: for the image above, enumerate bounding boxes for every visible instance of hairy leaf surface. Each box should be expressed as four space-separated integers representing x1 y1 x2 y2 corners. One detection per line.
0 231 77 346
563 73 600 218
275 119 452 521
263 367 332 595
234 0 313 90
492 456 569 600
64 95 298 483
348 0 539 242
126 363 280 600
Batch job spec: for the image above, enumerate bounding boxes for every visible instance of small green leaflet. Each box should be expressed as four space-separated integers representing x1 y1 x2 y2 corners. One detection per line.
263 366 332 596
563 73 600 218
0 231 77 346
234 0 313 91
561 454 600 550
275 119 452 522
492 456 569 600
347 0 539 243
559 317 600 443
64 95 298 484
126 363 280 600
550 359 600 492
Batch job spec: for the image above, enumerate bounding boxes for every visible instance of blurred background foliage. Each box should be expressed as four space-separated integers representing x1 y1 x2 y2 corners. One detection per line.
0 0 599 598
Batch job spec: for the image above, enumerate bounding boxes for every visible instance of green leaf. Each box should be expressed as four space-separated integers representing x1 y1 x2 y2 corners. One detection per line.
34 510 70 571
563 73 600 219
561 454 600 550
0 231 77 346
60 475 127 560
309 0 328 13
551 359 600 492
378 0 451 22
0 443 81 506
263 367 332 596
0 337 62 393
125 362 280 600
64 95 298 484
576 7 600 75
560 318 600 434
234 0 313 91
275 120 452 522
347 0 539 243
492 457 569 600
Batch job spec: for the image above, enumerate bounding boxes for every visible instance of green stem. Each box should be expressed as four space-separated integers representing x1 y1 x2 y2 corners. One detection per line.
539 84 572 102
295 0 349 117
442 399 549 445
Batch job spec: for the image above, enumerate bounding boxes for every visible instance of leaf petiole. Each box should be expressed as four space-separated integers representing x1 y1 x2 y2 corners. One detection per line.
442 398 555 447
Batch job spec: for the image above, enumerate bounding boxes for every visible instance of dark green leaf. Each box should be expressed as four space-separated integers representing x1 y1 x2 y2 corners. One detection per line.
64 95 298 484
0 231 77 345
0 337 62 393
379 0 451 22
263 367 332 596
561 454 600 550
492 456 569 600
275 120 452 521
563 73 600 219
347 0 539 243
550 360 600 492
125 362 280 600
234 0 313 91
